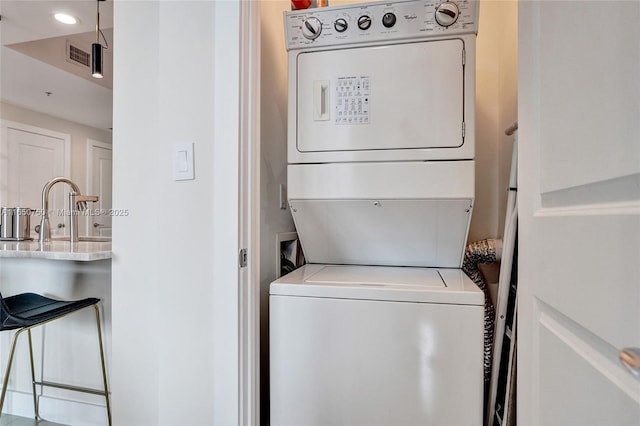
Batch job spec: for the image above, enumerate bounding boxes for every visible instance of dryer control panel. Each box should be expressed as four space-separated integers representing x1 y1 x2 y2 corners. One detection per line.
284 0 478 50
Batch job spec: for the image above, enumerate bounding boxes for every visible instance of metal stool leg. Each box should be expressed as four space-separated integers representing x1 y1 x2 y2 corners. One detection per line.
1 305 111 423
27 329 39 419
94 305 112 426
0 328 26 417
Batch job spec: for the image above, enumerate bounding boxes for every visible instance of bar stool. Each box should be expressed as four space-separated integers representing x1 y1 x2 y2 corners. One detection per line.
0 292 111 425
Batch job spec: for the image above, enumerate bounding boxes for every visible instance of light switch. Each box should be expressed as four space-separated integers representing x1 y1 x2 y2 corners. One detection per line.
173 143 194 181
177 150 189 172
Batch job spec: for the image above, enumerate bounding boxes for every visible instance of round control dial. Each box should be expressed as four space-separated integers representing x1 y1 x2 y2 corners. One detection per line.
357 15 372 31
302 17 322 40
334 18 348 33
382 12 396 28
435 2 460 27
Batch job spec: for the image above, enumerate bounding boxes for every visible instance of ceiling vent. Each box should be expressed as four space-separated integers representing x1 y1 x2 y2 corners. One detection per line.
66 41 90 68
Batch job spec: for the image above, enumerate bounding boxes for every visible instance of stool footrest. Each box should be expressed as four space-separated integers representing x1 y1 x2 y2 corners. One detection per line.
34 380 108 397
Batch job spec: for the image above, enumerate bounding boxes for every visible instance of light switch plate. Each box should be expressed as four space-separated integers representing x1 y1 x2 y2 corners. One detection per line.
173 143 194 181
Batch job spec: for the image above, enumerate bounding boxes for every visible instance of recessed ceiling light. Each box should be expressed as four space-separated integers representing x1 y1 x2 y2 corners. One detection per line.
54 13 78 25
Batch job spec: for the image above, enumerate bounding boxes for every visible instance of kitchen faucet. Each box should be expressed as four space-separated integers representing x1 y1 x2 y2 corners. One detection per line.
38 177 99 243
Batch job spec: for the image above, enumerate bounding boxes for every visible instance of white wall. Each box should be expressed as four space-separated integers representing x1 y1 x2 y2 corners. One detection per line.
469 0 518 242
112 1 241 425
259 2 296 424
471 0 518 287
0 101 112 234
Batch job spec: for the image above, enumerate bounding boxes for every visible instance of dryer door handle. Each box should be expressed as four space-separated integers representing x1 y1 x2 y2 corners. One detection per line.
314 80 330 121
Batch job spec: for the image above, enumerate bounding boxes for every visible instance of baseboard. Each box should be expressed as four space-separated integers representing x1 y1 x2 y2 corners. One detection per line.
2 390 108 426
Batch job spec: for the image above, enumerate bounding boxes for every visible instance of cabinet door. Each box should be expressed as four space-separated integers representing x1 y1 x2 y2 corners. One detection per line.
1 121 70 237
518 1 640 424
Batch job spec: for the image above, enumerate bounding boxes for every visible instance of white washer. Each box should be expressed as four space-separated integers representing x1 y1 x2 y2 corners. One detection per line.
270 264 484 425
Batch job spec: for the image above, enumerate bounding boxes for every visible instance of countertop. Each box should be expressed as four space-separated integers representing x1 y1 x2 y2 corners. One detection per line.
0 239 112 261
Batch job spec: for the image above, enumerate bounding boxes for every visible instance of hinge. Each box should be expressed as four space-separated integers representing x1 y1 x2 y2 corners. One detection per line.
462 121 466 138
239 248 248 268
462 47 466 66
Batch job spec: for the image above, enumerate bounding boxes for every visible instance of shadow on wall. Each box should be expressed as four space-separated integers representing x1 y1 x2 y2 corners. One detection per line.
260 1 296 425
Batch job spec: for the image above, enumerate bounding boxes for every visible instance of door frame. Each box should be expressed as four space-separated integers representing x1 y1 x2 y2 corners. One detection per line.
238 1 261 424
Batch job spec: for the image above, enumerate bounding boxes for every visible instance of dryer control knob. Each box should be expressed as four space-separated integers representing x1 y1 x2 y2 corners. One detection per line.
382 12 397 28
357 15 372 31
302 17 322 40
334 18 348 33
435 2 460 27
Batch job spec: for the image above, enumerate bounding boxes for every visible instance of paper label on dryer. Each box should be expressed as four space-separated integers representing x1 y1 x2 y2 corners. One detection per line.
335 76 370 125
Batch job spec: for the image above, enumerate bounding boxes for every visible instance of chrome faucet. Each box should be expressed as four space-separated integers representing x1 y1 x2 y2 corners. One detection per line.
38 177 99 243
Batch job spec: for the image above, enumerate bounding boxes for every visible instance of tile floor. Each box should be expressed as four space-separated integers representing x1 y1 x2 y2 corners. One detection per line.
0 415 66 426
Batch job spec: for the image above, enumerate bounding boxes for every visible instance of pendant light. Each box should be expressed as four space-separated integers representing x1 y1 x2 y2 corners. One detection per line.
92 0 106 79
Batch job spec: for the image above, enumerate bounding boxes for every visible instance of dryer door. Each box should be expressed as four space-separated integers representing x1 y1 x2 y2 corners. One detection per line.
296 39 465 154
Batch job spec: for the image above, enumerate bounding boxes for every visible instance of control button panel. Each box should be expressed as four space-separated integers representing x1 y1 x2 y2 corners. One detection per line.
284 0 478 50
335 76 371 125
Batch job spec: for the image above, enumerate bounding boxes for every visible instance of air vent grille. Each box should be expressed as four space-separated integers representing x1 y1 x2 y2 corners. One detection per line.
67 42 90 68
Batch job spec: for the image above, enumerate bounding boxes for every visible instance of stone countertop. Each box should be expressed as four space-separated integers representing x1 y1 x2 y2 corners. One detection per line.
0 240 112 261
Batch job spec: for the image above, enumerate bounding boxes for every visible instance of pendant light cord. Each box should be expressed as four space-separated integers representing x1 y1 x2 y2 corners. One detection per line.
95 0 109 50
95 0 100 44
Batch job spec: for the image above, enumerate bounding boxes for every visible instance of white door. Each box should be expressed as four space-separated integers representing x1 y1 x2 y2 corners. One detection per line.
0 120 71 237
518 2 640 425
86 139 113 237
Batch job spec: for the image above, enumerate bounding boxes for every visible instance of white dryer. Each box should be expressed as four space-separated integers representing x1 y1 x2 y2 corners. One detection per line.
284 0 479 268
285 0 478 164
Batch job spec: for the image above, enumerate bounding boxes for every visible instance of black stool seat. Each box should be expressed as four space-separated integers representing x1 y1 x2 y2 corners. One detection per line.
0 292 111 425
1 293 99 331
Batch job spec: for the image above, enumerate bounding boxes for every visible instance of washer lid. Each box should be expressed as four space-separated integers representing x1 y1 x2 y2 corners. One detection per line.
270 264 483 305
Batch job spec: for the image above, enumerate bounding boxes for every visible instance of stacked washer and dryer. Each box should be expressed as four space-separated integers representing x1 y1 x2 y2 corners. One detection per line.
270 1 483 424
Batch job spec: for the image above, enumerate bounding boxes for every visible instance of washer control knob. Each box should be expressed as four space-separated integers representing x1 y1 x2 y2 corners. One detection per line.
334 18 348 33
435 2 460 27
357 15 372 31
302 17 322 40
382 12 396 28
